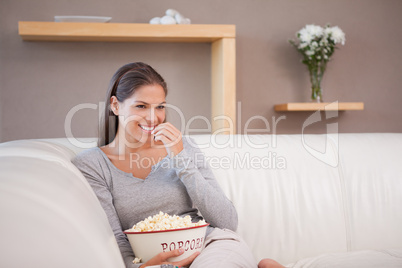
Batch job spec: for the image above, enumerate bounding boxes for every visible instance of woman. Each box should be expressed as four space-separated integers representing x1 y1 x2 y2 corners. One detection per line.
72 62 283 268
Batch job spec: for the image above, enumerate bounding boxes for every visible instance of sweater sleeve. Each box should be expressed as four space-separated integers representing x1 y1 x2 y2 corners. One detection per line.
171 137 238 231
71 151 141 268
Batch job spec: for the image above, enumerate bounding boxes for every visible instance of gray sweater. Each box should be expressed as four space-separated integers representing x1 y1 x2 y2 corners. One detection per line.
71 137 238 267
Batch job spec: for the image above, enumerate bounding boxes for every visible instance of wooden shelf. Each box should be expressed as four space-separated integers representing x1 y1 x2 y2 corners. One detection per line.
18 21 235 42
18 21 237 134
274 102 364 111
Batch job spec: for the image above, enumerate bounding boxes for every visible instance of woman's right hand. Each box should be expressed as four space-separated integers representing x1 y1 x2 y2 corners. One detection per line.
140 248 199 267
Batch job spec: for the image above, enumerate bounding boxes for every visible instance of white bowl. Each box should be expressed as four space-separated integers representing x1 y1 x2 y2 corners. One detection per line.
124 224 209 263
54 16 112 23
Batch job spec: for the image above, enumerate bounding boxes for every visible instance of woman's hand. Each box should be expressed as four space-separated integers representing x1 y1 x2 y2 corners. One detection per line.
152 122 183 157
140 248 199 267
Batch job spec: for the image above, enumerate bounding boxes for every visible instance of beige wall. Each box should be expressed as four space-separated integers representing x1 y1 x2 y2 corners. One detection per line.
1 0 402 142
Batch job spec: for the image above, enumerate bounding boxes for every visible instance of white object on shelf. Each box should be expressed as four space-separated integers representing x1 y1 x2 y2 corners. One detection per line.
160 15 176 25
174 13 185 24
165 9 179 17
149 9 191 24
175 14 191 25
149 17 161 24
54 16 112 23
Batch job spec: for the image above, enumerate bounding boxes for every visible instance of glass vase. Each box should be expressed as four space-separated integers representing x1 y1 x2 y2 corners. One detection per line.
311 85 322 102
309 69 323 102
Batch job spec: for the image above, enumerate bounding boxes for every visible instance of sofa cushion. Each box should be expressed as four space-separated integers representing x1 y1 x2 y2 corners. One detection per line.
0 156 125 268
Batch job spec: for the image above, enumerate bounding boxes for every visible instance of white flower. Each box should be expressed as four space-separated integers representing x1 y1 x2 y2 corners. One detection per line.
298 42 308 49
305 50 315 56
298 28 313 43
305 24 324 38
325 26 346 45
298 24 324 44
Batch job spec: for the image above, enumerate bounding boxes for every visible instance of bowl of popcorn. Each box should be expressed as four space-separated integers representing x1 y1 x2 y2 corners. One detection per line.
124 212 209 263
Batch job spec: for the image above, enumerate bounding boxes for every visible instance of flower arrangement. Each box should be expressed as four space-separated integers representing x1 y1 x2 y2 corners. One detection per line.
289 24 346 101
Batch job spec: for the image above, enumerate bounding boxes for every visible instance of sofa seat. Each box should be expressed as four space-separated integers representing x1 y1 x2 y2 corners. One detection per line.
288 248 402 267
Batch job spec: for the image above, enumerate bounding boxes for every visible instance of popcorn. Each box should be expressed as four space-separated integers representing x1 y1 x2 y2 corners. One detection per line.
132 257 141 264
126 212 206 232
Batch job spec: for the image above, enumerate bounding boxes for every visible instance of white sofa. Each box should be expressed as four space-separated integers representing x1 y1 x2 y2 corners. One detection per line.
1 133 402 267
